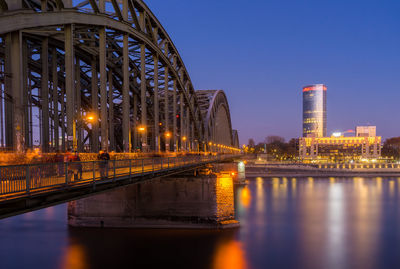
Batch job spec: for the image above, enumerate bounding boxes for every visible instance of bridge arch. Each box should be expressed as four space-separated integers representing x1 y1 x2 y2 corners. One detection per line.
0 0 238 153
196 90 234 151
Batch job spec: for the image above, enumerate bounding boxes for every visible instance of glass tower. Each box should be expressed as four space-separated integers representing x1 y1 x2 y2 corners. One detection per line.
302 84 327 137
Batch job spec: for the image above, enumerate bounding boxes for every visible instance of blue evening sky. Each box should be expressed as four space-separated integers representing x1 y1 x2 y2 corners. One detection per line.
145 0 400 144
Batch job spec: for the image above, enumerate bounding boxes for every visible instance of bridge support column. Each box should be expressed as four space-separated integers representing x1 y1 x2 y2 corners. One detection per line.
41 37 49 152
99 26 108 151
153 54 160 152
68 171 238 229
75 57 82 152
164 67 169 151
140 43 147 152
51 47 59 151
122 33 130 152
186 106 190 151
133 94 138 150
5 31 24 152
91 58 99 152
191 122 195 152
108 69 115 152
65 24 75 151
61 86 65 151
22 38 29 150
179 92 184 151
172 68 177 151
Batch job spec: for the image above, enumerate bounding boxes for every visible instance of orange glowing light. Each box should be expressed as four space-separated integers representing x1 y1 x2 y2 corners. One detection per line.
240 186 251 208
138 125 146 132
165 132 171 138
86 113 97 122
212 240 248 269
302 85 327 92
182 136 187 141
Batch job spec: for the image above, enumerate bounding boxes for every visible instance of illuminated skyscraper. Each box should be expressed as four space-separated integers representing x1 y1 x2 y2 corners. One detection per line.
302 84 327 137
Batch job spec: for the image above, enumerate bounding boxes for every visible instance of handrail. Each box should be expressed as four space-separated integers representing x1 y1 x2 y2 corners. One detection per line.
0 154 239 199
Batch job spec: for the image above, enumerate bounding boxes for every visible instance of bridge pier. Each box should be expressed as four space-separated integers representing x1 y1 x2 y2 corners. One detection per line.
68 171 238 229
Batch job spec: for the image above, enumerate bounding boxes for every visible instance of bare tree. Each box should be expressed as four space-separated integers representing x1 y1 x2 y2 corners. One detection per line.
265 136 285 144
248 138 255 147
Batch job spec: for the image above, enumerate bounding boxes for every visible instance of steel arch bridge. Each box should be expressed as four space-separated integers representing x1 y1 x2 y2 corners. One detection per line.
0 0 239 153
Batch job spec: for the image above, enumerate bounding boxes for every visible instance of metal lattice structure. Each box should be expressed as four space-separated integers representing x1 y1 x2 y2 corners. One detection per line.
196 90 234 149
0 0 238 153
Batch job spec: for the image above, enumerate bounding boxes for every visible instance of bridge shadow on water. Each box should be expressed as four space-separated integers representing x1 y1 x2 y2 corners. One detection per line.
65 227 241 269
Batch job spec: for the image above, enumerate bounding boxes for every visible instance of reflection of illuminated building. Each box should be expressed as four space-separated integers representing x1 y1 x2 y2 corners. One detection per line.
240 186 251 208
303 84 327 137
299 134 381 162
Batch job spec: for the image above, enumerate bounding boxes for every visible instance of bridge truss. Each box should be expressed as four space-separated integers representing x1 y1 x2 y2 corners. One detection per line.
0 0 239 153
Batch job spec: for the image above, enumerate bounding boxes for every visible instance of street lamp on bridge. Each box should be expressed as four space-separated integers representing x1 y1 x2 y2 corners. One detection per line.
137 125 147 152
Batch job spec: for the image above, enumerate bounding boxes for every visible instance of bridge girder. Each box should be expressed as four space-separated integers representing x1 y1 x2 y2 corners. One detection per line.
0 0 236 153
195 90 235 150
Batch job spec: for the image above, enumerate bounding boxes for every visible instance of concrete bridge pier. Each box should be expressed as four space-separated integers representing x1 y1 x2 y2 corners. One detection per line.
68 169 239 229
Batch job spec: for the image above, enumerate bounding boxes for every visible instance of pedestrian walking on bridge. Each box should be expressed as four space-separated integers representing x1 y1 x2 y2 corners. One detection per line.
98 150 110 180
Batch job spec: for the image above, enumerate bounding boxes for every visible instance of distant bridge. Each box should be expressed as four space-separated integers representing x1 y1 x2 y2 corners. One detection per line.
0 0 240 153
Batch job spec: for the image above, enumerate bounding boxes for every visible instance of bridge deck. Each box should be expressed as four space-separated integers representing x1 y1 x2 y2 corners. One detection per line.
0 155 238 219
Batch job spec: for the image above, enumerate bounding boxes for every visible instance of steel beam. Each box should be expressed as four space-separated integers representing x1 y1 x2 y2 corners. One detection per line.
22 38 29 149
65 24 75 151
108 69 114 151
51 47 59 151
91 58 99 152
4 33 13 149
164 66 169 151
9 31 24 152
180 92 183 151
61 86 65 151
99 26 108 151
41 37 49 152
75 57 82 152
172 58 177 152
140 43 147 151
153 54 159 152
133 93 138 150
122 33 130 152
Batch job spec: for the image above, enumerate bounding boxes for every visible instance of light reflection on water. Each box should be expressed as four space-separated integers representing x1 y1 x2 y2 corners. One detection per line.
1 177 400 269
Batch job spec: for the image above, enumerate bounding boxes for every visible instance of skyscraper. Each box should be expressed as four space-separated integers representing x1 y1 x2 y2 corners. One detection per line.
302 84 327 137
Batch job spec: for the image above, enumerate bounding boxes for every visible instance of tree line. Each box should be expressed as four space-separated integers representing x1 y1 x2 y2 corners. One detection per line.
246 136 400 161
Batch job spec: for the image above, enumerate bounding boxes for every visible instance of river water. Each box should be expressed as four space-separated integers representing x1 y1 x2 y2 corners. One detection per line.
1 176 400 269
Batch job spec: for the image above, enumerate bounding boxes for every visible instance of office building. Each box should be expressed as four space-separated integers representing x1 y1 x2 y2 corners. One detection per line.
303 84 327 137
356 126 376 137
299 132 381 162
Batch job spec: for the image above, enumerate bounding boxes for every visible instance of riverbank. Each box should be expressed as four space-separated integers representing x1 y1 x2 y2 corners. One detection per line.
246 164 400 178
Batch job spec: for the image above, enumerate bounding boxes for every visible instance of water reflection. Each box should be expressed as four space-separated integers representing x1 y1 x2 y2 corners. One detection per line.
2 177 400 269
60 244 88 269
212 240 247 269
240 186 251 209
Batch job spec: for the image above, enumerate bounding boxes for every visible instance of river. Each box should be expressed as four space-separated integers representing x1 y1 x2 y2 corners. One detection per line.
1 176 400 269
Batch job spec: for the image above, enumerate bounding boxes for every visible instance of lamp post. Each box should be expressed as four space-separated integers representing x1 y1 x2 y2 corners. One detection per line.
137 125 147 152
182 136 187 152
165 131 171 152
83 112 97 152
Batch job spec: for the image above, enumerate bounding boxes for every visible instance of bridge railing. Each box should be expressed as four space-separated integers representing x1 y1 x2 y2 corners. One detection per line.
0 154 238 198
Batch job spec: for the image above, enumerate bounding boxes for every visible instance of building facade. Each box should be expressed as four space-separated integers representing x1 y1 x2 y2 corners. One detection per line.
303 84 327 137
356 126 376 137
299 135 381 162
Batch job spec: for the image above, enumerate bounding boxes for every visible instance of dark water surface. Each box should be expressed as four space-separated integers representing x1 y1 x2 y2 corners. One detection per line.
1 177 400 269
